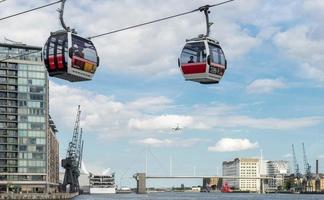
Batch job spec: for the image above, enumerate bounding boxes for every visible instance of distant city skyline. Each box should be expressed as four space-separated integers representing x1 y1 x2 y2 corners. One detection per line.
0 0 323 187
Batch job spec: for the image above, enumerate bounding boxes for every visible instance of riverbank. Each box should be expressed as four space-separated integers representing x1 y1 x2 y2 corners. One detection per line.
0 192 78 200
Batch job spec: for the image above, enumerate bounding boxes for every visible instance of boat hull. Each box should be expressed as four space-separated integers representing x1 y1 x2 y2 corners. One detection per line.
90 187 116 194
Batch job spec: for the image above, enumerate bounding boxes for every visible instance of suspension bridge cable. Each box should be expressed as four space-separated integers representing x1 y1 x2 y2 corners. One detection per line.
148 148 170 175
88 0 235 39
117 147 147 186
0 0 62 21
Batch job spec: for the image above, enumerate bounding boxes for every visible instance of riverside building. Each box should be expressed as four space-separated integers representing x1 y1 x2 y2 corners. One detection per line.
222 158 260 192
266 160 289 191
0 43 59 193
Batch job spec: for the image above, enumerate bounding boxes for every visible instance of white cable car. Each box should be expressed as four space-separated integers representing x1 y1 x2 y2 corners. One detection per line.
178 5 227 84
43 0 99 82
179 37 226 84
43 31 99 82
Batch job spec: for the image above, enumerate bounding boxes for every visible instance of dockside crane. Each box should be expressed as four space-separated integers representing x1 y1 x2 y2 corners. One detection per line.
292 144 302 192
61 105 84 193
302 143 313 192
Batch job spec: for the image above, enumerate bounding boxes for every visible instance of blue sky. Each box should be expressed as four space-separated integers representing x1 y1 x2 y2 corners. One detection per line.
1 0 324 187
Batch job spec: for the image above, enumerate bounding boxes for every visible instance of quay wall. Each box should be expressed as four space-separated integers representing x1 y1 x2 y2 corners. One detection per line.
0 192 78 200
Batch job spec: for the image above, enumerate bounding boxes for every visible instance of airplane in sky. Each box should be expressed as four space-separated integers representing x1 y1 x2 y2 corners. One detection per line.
171 124 182 132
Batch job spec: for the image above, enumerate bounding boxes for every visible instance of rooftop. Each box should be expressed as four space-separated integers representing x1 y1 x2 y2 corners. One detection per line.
0 42 41 51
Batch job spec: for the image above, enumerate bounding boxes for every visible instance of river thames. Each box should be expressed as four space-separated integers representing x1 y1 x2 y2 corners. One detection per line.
74 192 324 200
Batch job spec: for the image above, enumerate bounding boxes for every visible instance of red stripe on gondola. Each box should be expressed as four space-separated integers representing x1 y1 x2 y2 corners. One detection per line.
72 56 96 65
57 54 64 69
48 55 55 70
181 63 206 74
72 58 85 69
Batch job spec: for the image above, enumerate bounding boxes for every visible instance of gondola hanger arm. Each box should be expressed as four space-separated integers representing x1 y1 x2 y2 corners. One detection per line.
198 5 212 37
58 0 76 33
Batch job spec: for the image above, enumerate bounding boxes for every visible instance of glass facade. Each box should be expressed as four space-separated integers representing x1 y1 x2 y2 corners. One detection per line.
0 43 52 193
17 63 47 175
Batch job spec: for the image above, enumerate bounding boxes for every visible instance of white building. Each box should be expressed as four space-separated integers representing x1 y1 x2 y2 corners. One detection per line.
223 158 260 192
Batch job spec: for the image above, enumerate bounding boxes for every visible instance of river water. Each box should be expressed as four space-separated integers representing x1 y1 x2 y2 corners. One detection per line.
74 192 324 200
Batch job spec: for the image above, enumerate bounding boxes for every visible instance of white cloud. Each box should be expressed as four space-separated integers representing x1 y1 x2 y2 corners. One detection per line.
134 137 208 148
128 115 194 131
274 25 324 84
127 96 173 112
283 153 292 158
208 138 259 152
214 22 261 59
303 0 324 21
219 116 320 130
246 79 287 94
317 155 324 159
49 81 322 141
136 138 173 147
49 81 142 139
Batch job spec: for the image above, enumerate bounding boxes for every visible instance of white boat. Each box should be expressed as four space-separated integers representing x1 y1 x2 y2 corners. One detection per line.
116 187 133 194
89 173 116 194
90 187 116 194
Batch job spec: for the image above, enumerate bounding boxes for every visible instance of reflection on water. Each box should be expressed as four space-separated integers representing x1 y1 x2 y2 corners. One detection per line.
74 192 324 200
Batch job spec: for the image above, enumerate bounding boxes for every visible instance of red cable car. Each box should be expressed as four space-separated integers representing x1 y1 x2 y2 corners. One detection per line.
43 31 99 82
178 5 227 84
179 37 226 84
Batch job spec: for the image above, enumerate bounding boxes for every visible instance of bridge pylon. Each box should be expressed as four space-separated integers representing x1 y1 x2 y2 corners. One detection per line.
133 173 147 194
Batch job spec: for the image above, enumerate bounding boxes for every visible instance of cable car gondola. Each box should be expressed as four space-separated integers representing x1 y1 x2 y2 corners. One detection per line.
43 0 99 82
178 5 227 84
43 31 99 82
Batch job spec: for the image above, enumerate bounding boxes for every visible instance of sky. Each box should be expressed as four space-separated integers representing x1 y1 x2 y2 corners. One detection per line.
0 0 324 187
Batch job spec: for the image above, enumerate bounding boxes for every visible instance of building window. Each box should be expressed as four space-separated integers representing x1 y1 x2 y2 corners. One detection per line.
18 78 28 85
28 72 45 79
29 86 43 93
36 145 44 153
18 64 28 71
27 145 36 152
29 123 44 130
19 145 27 151
18 123 27 129
18 71 27 77
18 130 27 137
18 86 28 92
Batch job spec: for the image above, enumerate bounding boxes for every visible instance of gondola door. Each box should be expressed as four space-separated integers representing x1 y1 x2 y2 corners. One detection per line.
207 42 226 83
66 32 99 82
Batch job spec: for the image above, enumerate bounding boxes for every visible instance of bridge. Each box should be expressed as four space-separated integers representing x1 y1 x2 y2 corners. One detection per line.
146 175 274 179
133 173 275 194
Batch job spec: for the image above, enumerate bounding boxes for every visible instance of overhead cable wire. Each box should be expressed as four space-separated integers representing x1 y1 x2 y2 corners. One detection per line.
0 0 62 21
0 0 234 61
0 0 234 39
88 0 235 39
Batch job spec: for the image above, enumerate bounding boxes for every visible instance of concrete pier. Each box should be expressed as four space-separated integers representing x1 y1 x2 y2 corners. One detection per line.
0 192 78 200
134 173 147 194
